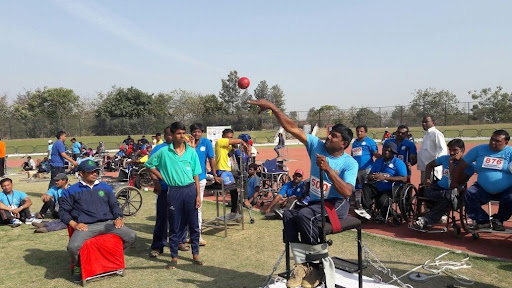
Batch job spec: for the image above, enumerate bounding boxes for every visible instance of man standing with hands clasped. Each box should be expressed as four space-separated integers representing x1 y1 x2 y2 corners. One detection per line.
145 122 205 269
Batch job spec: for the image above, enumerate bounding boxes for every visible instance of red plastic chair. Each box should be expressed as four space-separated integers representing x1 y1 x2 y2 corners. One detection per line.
67 226 125 286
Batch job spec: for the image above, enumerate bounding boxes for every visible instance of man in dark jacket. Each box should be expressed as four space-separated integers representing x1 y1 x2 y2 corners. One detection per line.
59 160 137 282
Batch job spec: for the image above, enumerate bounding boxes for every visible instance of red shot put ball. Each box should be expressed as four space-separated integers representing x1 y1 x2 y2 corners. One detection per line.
238 77 250 89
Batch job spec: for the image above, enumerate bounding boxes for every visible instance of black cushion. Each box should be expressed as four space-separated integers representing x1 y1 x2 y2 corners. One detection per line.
323 216 361 235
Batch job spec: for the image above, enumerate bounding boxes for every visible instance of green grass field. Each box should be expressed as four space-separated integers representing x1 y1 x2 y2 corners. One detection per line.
0 174 510 288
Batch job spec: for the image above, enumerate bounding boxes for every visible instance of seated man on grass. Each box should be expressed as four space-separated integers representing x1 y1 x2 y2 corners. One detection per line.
413 139 475 230
359 142 407 222
22 156 36 171
244 163 261 208
32 173 69 233
265 169 306 219
60 160 137 282
0 178 32 227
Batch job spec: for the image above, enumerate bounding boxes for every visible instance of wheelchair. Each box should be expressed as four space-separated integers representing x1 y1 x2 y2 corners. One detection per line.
410 183 470 237
383 182 418 225
258 158 290 206
360 181 417 225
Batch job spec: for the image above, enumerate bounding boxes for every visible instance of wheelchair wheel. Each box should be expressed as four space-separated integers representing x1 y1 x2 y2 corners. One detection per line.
276 173 290 191
116 186 143 216
135 168 154 189
399 184 417 223
458 196 471 234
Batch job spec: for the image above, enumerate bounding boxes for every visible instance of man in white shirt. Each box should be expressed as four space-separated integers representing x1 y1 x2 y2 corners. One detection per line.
417 115 447 183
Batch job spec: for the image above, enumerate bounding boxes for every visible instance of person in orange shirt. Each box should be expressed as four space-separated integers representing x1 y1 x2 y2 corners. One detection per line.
0 138 6 177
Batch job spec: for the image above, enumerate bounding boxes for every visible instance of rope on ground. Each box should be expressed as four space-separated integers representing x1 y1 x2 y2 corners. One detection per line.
358 231 473 287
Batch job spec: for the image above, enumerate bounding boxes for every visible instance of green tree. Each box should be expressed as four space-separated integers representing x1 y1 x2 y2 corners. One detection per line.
219 70 241 113
269 84 286 111
408 88 462 125
470 86 512 123
254 80 269 100
351 107 380 127
11 87 80 138
93 86 153 135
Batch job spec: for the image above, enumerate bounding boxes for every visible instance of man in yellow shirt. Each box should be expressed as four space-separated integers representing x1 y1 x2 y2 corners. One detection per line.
215 129 249 218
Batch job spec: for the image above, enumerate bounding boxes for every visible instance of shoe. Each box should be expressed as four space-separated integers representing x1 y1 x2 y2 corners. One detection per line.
301 266 323 288
412 217 426 230
149 250 160 258
199 238 207 246
35 213 44 219
32 222 45 228
72 267 82 283
286 264 308 288
34 227 49 233
24 218 35 224
274 209 284 220
178 243 190 251
228 212 241 220
10 219 22 228
373 214 385 224
491 218 506 231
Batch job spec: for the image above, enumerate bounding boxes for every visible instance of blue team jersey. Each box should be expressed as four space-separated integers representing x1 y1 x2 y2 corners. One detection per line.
383 138 417 175
370 157 407 191
306 134 358 201
47 186 65 201
72 142 81 154
279 181 305 198
0 190 28 207
247 175 261 199
50 140 66 167
351 136 378 170
434 155 475 190
463 145 512 194
149 142 170 191
195 138 215 181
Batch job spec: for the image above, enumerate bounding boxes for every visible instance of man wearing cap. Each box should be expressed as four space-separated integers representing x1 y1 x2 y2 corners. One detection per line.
265 168 306 219
50 131 78 189
145 122 204 269
360 142 408 222
382 125 417 181
59 159 137 282
33 173 69 232
249 99 358 288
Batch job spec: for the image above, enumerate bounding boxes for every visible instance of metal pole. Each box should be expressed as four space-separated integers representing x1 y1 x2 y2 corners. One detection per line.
444 102 447 126
320 172 325 243
467 102 470 125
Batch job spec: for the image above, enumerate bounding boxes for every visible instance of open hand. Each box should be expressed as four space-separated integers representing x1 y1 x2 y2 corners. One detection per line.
247 99 275 114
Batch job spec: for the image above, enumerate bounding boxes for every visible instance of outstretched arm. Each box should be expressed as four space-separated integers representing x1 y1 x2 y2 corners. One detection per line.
248 99 307 145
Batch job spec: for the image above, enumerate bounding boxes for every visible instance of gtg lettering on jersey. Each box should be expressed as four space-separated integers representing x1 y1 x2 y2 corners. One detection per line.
310 176 332 197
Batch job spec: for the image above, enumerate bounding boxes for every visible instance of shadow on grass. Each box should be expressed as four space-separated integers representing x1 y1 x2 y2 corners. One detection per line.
23 248 74 283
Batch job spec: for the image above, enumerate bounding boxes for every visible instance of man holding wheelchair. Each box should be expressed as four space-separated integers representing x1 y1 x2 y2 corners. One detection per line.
452 130 512 231
359 142 408 222
413 139 475 230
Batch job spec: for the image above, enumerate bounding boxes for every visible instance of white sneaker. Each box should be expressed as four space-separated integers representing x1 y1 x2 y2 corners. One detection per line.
11 219 22 228
30 218 43 224
413 217 426 230
24 218 35 224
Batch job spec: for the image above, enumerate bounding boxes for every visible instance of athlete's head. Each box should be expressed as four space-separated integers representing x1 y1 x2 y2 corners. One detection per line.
325 124 353 154
490 130 510 151
355 125 367 140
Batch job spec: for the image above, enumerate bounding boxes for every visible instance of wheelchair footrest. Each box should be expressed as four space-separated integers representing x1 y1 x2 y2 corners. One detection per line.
332 257 366 273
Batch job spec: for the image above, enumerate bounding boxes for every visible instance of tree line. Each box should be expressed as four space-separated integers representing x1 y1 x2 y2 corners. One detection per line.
0 73 510 139
303 87 512 128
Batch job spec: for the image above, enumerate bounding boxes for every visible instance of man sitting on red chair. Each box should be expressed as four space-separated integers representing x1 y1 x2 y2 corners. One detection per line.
59 160 137 282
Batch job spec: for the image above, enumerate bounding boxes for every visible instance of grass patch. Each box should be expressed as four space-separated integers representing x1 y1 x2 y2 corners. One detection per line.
0 174 510 287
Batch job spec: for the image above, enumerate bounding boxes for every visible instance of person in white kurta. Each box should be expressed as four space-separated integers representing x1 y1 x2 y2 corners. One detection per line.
417 115 448 183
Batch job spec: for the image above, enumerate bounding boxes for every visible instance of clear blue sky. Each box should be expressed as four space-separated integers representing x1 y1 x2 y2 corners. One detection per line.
1 0 511 111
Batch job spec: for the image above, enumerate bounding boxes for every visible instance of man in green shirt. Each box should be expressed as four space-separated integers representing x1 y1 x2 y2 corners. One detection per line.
145 122 204 269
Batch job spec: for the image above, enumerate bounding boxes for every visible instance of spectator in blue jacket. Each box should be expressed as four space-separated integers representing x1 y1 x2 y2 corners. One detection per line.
59 160 137 282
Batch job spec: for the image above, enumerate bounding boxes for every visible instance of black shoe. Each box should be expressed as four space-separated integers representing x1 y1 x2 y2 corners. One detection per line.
491 218 506 231
274 209 284 220
374 214 385 223
72 267 82 283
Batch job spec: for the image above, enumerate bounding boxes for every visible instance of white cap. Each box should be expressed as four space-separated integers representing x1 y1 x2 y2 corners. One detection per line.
48 140 53 143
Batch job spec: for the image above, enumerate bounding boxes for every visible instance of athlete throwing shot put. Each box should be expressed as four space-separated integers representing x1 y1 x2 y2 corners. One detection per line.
249 99 358 288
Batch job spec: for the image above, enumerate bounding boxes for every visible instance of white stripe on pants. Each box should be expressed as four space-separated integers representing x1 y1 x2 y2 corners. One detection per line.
198 179 206 233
